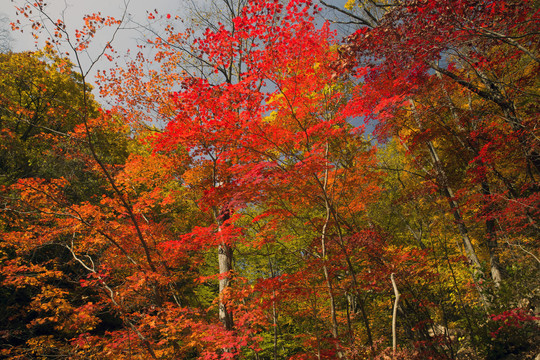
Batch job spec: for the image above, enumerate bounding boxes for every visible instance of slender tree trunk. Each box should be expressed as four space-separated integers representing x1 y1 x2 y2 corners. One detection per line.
345 293 354 346
315 163 374 348
391 273 400 356
436 75 504 287
214 205 235 331
212 159 235 334
322 205 339 340
320 142 342 357
481 182 503 287
218 241 234 330
211 163 235 360
272 292 278 360
341 252 374 348
409 99 483 275
214 205 235 359
265 246 279 360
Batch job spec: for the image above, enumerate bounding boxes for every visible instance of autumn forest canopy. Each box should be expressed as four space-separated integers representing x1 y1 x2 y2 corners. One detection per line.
0 0 539 359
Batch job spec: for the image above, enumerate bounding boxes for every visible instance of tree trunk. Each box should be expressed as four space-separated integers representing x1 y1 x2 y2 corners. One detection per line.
214 204 235 331
409 99 484 275
435 78 504 287
481 182 503 287
320 142 342 357
391 273 400 355
218 241 234 330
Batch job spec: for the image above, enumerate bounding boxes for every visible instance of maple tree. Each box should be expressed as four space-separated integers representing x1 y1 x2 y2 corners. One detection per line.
1 0 539 359
336 0 540 356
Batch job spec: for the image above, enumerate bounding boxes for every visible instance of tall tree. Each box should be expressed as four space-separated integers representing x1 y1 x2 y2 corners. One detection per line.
339 0 539 287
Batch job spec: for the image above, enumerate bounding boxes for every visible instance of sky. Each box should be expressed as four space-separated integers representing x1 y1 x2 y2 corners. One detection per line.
6 0 179 51
3 0 219 103
2 0 350 104
5 0 185 73
4 0 349 55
